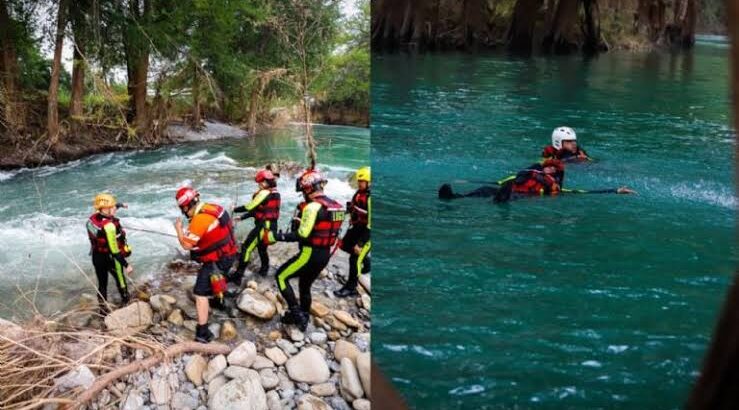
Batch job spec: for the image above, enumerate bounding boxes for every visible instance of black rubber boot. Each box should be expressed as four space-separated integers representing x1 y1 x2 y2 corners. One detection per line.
195 324 214 343
120 290 130 305
257 265 269 277
280 308 300 325
438 183 462 199
296 310 310 332
227 270 244 285
334 286 359 298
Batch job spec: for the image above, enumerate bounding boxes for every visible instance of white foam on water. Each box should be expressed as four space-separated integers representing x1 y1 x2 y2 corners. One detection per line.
0 170 19 182
607 345 629 354
669 182 737 210
581 360 602 368
449 385 485 396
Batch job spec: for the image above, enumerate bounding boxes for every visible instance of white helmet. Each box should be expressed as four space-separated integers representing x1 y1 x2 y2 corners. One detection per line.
551 126 577 150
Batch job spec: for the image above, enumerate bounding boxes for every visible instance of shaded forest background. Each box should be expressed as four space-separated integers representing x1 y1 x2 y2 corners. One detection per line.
0 0 369 167
372 0 726 54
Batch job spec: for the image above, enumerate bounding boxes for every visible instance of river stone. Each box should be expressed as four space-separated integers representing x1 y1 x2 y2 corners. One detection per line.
268 330 282 341
252 355 275 369
309 301 330 318
104 301 153 335
334 340 360 363
277 339 298 355
203 354 227 383
333 311 360 329
237 289 277 319
266 390 282 410
352 398 371 410
356 352 371 398
121 390 144 410
150 376 171 405
150 294 176 313
285 347 330 384
323 315 348 331
358 275 370 294
55 365 95 391
227 340 257 367
296 394 331 410
224 365 253 379
328 331 341 341
167 309 184 326
260 368 280 390
208 371 267 410
220 320 238 341
309 382 336 397
340 358 364 401
309 332 327 345
184 320 198 332
265 347 288 366
172 391 200 410
360 294 370 310
207 375 228 397
289 328 305 342
185 354 208 386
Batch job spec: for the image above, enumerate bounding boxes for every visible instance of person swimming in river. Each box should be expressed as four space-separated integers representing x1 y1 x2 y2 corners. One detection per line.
542 126 592 163
438 159 635 203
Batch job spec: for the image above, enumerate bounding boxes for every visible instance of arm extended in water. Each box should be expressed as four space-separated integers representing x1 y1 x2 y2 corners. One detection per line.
561 187 636 194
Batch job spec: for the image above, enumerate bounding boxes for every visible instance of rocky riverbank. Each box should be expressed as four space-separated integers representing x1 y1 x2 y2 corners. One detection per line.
0 242 371 410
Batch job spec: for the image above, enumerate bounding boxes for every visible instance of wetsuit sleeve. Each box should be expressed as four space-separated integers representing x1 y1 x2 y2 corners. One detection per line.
280 202 320 242
234 190 270 217
561 188 618 194
104 222 128 267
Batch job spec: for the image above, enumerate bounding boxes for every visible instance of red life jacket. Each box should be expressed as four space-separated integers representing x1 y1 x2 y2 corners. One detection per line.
87 213 131 256
349 189 370 226
254 188 281 222
512 171 560 195
308 196 345 248
190 203 238 263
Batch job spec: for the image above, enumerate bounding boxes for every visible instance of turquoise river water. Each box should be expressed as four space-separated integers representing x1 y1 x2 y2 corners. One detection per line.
0 125 369 316
372 38 735 408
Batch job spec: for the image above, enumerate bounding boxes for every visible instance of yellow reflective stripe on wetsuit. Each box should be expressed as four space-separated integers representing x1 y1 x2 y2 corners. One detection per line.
297 202 321 239
277 246 313 290
366 196 371 230
103 222 127 289
243 221 273 263
245 189 271 211
356 240 371 277
497 175 515 185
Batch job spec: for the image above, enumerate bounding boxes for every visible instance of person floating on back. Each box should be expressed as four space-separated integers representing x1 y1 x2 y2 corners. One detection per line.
542 126 592 163
273 169 345 331
335 166 372 298
439 159 635 203
86 193 133 315
174 187 238 343
232 168 281 283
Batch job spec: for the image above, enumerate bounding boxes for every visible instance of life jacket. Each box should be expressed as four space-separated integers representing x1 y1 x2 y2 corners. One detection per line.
190 203 238 263
307 196 345 248
87 213 131 256
254 188 281 222
542 145 588 163
349 189 370 226
512 171 560 195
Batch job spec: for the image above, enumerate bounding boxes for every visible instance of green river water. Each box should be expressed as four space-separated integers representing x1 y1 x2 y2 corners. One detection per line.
372 37 735 408
0 125 369 317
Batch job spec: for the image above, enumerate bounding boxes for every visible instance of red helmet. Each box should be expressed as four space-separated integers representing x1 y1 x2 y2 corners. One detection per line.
296 169 325 193
542 159 565 172
255 169 275 183
176 187 199 208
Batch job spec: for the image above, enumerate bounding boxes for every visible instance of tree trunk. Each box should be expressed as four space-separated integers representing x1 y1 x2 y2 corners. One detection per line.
0 0 23 136
543 0 581 54
582 0 606 54
124 0 151 132
48 0 71 146
678 0 696 47
70 33 85 118
191 64 201 130
508 0 543 54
